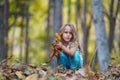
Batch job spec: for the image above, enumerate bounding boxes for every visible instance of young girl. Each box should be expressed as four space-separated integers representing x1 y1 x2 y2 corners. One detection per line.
54 24 83 70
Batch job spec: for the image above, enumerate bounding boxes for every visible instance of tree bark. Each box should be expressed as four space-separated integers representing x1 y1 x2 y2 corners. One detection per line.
81 0 88 65
75 0 80 32
108 0 120 53
54 0 63 33
51 0 63 70
68 0 71 23
46 0 54 58
19 15 24 61
25 2 29 64
92 0 110 71
0 1 4 61
0 0 9 62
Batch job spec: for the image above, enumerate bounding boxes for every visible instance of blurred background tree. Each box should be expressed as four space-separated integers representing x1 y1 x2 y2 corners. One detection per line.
0 0 119 71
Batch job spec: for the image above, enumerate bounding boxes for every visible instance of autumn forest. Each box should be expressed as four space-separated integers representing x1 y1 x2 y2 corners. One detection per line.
0 0 120 79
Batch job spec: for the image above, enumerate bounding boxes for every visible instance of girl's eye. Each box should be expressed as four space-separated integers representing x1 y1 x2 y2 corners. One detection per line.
65 32 68 33
64 31 72 34
70 32 72 34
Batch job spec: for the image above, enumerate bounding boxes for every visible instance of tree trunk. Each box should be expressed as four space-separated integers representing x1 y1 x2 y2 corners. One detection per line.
54 0 63 33
68 0 71 23
19 15 24 61
75 0 80 33
25 2 29 64
51 0 63 70
0 2 4 61
92 0 110 71
0 0 9 62
81 0 88 65
108 0 120 53
46 0 54 58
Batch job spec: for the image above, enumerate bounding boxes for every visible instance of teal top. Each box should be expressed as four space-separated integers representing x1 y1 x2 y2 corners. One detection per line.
57 45 83 70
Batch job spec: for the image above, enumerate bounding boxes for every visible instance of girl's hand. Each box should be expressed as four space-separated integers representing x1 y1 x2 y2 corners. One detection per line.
55 42 63 50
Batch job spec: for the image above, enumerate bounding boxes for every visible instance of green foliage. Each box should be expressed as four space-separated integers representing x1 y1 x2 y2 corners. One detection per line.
26 0 48 65
29 28 47 65
29 0 48 25
7 0 49 65
88 40 95 62
111 51 120 65
29 50 47 65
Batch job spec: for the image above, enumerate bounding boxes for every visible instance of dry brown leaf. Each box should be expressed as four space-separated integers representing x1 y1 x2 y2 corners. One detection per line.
65 69 73 76
28 64 37 68
36 67 47 77
3 72 14 80
94 72 100 79
88 71 95 80
111 71 119 76
75 68 87 77
1 61 120 80
24 66 35 76
25 73 39 80
84 65 95 80
15 71 25 79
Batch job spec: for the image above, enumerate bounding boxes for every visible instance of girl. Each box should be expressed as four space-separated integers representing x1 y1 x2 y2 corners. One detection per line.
54 24 83 70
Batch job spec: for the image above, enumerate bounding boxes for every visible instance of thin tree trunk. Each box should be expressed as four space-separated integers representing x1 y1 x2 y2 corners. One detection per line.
81 0 88 65
46 0 54 57
0 0 9 62
108 0 120 53
25 2 29 64
4 0 9 58
68 0 71 23
46 0 51 53
0 1 4 61
75 0 80 33
19 16 24 61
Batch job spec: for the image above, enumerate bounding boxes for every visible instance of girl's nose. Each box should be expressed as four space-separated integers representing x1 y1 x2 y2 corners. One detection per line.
67 34 69 36
68 33 71 36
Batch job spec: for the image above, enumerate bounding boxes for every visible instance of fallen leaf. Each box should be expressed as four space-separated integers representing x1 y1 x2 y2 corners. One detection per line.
15 71 25 79
25 73 39 80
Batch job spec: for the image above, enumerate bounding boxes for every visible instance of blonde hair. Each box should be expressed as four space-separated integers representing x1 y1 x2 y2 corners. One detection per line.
59 24 84 55
59 24 77 43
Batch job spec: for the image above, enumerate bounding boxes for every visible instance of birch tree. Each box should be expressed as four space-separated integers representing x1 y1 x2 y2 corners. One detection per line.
92 0 110 71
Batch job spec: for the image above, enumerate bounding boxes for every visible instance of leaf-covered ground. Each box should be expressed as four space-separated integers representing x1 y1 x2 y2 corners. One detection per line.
0 62 120 80
0 56 120 80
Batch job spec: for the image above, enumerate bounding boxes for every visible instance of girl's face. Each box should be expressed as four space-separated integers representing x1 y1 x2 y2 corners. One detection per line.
62 26 73 43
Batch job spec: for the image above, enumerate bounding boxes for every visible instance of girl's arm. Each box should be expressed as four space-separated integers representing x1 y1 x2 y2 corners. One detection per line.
56 42 77 56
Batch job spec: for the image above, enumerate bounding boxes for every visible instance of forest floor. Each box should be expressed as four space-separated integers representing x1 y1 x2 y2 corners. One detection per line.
0 56 120 80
